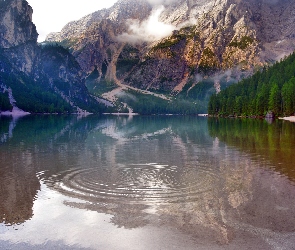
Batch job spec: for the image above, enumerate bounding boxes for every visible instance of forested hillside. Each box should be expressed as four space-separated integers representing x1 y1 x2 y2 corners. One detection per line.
0 45 107 114
208 52 295 117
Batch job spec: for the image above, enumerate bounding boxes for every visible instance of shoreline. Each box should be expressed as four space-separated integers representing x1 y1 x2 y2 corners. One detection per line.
209 114 295 122
279 116 295 122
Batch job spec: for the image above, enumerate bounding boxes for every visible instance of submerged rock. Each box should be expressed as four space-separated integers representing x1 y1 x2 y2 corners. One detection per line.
265 111 275 119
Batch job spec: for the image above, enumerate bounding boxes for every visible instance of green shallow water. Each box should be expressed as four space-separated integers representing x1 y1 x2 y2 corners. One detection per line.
0 115 295 249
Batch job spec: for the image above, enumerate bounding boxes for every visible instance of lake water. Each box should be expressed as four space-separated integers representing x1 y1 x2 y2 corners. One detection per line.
0 115 295 249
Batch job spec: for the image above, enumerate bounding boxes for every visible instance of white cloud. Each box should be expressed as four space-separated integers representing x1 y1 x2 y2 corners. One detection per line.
27 0 119 42
117 5 176 44
147 0 178 6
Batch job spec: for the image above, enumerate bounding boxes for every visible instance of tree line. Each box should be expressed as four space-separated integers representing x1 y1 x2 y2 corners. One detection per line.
208 51 295 117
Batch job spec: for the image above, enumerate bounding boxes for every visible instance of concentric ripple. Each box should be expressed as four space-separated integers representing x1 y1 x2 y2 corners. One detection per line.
42 163 217 205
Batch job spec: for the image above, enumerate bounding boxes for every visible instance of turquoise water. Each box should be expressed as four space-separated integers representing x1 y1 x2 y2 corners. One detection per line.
0 115 295 249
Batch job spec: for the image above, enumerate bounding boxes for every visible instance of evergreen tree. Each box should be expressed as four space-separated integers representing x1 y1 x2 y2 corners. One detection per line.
282 77 295 115
268 83 281 115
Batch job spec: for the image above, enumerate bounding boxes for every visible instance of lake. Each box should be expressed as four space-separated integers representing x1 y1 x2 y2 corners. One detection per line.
0 115 295 249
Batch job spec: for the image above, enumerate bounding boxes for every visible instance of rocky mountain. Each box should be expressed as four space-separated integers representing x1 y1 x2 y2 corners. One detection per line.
0 0 105 114
46 0 295 98
0 0 38 75
2 0 295 114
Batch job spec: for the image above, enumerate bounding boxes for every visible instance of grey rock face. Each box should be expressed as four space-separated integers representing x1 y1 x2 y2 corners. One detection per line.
0 0 38 48
0 0 39 74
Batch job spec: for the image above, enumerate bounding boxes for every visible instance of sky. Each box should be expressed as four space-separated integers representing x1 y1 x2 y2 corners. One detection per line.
27 0 119 42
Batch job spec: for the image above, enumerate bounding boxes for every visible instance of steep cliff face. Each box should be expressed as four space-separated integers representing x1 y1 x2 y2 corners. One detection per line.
0 0 38 74
0 0 38 48
45 0 295 95
0 0 103 113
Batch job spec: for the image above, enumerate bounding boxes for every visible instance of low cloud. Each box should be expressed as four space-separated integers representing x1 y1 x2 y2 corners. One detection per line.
117 5 176 44
195 69 243 84
147 0 178 6
193 70 240 94
212 70 236 83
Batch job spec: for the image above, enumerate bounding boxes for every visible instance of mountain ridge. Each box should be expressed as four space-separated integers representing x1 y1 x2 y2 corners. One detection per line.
45 0 295 98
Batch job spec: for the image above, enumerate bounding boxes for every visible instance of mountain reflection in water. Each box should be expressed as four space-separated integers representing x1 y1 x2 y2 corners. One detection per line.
0 115 295 249
208 118 295 181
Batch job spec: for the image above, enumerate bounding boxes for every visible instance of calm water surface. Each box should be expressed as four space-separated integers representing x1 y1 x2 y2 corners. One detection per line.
0 115 295 249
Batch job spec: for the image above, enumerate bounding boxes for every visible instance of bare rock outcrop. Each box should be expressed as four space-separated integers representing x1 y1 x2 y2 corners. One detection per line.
0 0 38 48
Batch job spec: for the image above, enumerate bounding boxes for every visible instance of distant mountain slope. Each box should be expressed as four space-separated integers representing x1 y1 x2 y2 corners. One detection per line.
2 0 295 115
208 52 295 117
0 0 105 114
45 0 295 96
